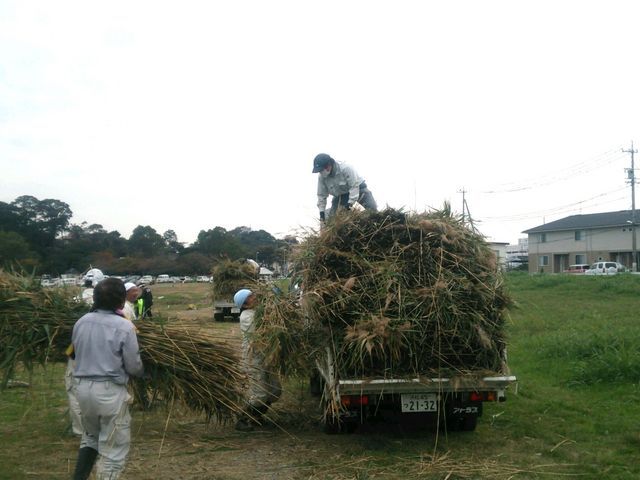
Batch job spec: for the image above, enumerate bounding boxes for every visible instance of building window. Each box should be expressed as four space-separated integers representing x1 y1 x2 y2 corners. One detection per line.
575 230 584 241
575 254 586 264
539 233 547 243
538 255 549 266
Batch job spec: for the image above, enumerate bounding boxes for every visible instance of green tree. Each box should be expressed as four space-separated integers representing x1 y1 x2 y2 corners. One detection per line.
193 227 247 259
163 229 184 254
0 231 39 268
11 195 72 245
128 225 166 257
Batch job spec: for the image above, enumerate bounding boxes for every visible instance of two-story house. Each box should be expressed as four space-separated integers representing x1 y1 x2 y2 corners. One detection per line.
523 210 638 273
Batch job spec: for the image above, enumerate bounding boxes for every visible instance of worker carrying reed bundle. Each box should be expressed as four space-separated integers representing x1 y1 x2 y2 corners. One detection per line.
233 288 281 432
71 277 144 480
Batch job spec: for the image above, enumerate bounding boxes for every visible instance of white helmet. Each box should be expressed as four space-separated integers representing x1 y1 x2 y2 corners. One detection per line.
84 268 105 287
246 259 259 273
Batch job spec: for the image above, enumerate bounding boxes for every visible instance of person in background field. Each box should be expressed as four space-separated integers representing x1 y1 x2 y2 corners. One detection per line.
123 282 141 321
71 277 144 480
135 282 153 319
233 288 282 432
313 153 378 222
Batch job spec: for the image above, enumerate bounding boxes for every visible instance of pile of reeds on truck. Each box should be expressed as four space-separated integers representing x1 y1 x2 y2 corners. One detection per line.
253 206 512 380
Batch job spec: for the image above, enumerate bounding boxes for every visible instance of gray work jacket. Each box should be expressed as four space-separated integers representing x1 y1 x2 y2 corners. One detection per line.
317 161 364 212
72 309 144 384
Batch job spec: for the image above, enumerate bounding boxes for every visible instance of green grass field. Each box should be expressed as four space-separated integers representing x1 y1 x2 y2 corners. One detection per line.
1 274 639 479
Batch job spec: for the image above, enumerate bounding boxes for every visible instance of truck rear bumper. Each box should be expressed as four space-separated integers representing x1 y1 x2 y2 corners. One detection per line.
337 375 517 395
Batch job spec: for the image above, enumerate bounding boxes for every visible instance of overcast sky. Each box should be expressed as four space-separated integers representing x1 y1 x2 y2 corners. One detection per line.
2 1 640 246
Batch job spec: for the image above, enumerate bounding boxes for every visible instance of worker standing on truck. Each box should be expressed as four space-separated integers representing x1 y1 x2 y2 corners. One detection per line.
233 288 281 431
71 277 144 480
313 153 378 222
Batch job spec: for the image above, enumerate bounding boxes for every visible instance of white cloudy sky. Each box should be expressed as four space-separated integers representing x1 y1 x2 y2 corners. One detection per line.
2 1 639 245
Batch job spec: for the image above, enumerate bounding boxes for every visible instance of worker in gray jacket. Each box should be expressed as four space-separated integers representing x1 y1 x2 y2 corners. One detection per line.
71 277 144 480
313 153 378 222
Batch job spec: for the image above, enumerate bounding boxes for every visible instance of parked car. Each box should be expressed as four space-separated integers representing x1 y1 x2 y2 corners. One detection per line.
156 274 173 283
124 275 141 284
196 276 211 283
564 264 591 274
139 275 154 285
585 261 626 275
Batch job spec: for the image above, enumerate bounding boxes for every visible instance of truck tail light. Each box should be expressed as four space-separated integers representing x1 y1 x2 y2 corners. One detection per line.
341 395 369 407
470 391 497 402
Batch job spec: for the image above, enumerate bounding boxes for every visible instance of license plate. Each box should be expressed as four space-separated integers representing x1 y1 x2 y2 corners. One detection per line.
401 393 438 413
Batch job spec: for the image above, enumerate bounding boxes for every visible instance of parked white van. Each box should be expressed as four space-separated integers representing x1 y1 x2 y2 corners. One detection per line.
585 262 626 275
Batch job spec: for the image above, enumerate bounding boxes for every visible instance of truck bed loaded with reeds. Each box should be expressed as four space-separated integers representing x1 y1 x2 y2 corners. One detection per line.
254 206 517 433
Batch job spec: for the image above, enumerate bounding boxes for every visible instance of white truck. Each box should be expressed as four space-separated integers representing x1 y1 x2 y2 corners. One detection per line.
312 347 516 433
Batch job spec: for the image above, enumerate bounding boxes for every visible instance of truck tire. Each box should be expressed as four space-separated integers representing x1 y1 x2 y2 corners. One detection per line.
309 371 324 397
323 416 357 434
460 414 478 432
213 312 224 322
444 413 478 432
443 415 461 432
323 415 342 434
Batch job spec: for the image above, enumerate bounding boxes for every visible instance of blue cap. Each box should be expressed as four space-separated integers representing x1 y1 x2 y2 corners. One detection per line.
233 289 253 309
313 153 333 173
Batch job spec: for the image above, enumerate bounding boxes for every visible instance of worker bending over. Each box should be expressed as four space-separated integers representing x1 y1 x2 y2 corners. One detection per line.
313 153 378 222
233 288 281 431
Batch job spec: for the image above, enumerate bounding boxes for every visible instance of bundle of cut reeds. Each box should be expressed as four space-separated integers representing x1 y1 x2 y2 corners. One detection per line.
254 207 512 378
0 271 87 385
211 259 258 301
0 271 245 419
132 320 246 420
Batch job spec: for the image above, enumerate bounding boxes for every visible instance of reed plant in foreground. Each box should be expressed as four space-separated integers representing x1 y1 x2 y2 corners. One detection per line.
0 270 246 419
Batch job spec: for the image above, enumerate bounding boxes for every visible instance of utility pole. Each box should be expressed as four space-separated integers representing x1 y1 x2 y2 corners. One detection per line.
457 188 476 231
458 188 467 224
623 142 638 271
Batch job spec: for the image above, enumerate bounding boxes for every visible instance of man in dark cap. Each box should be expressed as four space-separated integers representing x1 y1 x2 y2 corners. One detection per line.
312 153 377 222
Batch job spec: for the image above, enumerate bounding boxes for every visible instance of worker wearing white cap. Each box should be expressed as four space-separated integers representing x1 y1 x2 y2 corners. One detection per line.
122 283 141 322
71 277 144 480
233 288 282 431
313 153 378 222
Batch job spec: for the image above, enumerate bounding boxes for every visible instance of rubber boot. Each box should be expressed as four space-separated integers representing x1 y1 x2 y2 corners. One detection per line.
72 447 98 480
251 405 269 426
234 416 254 432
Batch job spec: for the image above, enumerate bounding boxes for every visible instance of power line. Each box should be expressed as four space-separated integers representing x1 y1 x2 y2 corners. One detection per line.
480 148 625 194
480 187 628 222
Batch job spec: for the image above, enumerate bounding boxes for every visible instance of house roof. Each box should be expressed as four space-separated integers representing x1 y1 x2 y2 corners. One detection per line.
523 210 635 234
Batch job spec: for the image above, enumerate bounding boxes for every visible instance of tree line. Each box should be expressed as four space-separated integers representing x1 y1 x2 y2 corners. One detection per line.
0 195 297 276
